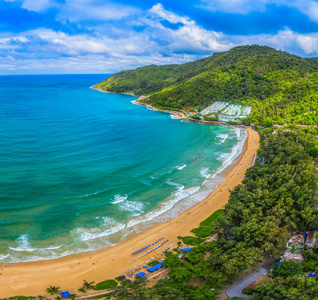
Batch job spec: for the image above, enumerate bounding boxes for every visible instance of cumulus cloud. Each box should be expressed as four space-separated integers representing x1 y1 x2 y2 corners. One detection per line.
233 28 318 55
148 3 232 52
1 1 318 74
297 1 318 23
6 0 61 12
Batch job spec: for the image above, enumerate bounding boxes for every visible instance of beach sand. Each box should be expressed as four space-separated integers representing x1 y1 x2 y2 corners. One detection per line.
0 127 259 298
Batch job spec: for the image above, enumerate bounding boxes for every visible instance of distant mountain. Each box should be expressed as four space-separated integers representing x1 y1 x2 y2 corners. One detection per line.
94 45 318 126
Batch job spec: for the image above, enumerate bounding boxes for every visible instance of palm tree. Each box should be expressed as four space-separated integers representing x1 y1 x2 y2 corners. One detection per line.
82 279 95 290
46 285 61 295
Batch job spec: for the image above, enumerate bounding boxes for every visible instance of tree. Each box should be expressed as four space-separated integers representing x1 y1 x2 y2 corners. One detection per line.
217 243 261 277
46 286 61 295
252 277 318 300
272 261 302 278
82 279 95 290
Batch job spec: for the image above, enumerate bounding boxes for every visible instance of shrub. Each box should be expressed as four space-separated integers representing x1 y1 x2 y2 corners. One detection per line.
94 280 118 290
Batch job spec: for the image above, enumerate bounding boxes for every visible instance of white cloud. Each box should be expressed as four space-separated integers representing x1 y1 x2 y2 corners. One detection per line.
296 34 318 54
296 1 318 23
2 2 318 74
148 3 232 52
199 0 318 21
6 0 140 20
232 28 318 55
57 0 140 22
21 0 60 12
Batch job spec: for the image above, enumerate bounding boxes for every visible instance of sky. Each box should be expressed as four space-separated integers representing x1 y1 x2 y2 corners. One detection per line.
2 0 318 74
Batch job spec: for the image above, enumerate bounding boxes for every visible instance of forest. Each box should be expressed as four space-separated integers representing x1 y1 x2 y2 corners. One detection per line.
106 132 318 299
94 45 318 126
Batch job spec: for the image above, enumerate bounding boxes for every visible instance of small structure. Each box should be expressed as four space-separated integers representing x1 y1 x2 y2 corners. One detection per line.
282 234 305 262
305 231 317 248
136 272 147 278
61 291 71 298
179 246 191 252
147 263 163 272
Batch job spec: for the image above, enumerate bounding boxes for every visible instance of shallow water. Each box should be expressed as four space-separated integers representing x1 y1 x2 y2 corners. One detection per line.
0 74 247 263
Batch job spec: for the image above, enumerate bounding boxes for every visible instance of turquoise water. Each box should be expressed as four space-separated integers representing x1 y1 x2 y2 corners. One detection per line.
0 75 247 263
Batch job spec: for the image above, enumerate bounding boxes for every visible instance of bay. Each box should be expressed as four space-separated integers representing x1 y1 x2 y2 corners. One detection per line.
0 74 246 263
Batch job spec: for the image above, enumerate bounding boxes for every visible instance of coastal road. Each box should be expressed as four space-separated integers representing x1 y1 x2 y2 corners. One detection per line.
226 268 267 298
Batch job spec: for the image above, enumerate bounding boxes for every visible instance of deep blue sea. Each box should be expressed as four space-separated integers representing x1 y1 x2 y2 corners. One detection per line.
0 74 247 263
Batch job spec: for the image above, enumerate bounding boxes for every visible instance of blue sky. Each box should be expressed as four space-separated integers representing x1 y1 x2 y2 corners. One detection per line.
2 0 318 74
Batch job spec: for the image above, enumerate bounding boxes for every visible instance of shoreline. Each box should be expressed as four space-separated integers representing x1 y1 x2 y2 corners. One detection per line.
0 127 259 297
131 99 244 127
91 86 245 128
90 85 139 97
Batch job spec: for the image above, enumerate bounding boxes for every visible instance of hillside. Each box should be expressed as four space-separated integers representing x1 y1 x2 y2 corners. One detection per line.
94 45 318 126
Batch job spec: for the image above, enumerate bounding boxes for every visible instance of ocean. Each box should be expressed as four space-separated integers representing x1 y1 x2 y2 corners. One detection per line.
0 74 247 263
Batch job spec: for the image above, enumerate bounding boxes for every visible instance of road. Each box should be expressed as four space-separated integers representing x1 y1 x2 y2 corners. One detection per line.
226 268 267 298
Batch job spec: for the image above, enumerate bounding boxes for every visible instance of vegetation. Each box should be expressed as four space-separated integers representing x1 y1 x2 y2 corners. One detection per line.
217 133 318 257
191 209 223 238
46 286 61 295
94 279 118 290
8 133 318 299
272 261 302 278
82 279 95 291
107 132 317 299
252 277 318 299
179 236 206 246
94 45 318 126
247 246 318 298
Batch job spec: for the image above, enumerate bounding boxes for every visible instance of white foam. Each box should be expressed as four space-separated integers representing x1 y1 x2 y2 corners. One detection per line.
217 153 231 161
166 181 184 190
45 245 62 250
123 129 245 228
0 254 9 260
80 188 108 198
213 128 247 178
119 200 144 213
79 222 126 242
176 164 186 170
111 194 128 204
9 234 36 252
144 186 200 222
200 167 210 178
232 126 241 139
126 185 200 229
217 134 228 144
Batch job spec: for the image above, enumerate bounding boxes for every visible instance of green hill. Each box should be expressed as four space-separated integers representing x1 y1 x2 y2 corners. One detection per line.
94 45 318 126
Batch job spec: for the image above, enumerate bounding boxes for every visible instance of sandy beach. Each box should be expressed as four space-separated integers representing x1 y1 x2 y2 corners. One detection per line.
0 127 259 298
